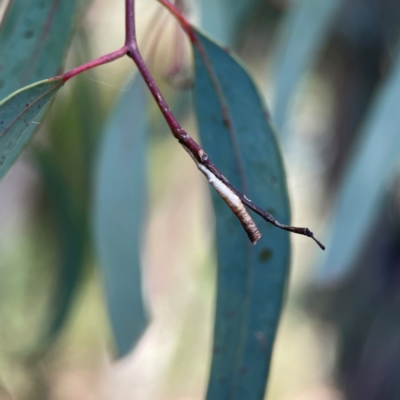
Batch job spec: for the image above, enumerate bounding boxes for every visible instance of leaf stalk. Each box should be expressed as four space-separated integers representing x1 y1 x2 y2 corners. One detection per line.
62 47 128 82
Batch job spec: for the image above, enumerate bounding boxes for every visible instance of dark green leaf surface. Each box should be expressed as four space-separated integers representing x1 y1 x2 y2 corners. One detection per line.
34 148 85 350
93 77 149 358
272 0 341 134
193 30 291 400
0 0 78 178
0 78 63 172
317 48 400 283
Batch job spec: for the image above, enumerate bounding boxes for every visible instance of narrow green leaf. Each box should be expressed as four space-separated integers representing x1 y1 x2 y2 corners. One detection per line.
272 0 341 134
317 48 400 283
192 30 291 399
0 78 63 172
0 0 79 178
93 77 149 358
33 148 85 351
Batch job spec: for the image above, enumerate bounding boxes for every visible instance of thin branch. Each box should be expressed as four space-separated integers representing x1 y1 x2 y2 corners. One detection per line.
125 0 136 46
127 0 325 249
197 157 326 250
125 44 261 243
62 47 128 82
127 46 181 133
57 0 325 249
246 202 325 250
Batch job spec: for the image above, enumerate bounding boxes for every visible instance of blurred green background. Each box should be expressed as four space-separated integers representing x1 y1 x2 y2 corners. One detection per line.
1 0 400 399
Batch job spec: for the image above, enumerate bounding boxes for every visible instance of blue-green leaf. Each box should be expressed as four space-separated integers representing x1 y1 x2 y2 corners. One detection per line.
93 77 149 358
272 0 341 134
317 47 400 283
0 0 79 178
0 0 78 98
192 30 291 399
0 78 63 172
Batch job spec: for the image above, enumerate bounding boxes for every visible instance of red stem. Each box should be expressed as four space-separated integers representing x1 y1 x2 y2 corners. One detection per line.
62 47 128 82
125 0 203 160
125 0 136 46
127 44 203 157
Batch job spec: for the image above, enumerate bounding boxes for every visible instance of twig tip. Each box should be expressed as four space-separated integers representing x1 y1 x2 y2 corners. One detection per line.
305 228 325 250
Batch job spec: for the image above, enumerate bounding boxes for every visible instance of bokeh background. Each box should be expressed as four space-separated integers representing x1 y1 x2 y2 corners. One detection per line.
0 0 400 399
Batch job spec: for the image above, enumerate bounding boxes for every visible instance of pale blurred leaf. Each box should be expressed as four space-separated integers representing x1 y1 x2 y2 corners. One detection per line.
93 77 149 357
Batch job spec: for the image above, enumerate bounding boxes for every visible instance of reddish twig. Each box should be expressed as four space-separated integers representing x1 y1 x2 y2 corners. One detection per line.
124 0 262 243
125 0 136 47
61 0 325 249
62 47 128 82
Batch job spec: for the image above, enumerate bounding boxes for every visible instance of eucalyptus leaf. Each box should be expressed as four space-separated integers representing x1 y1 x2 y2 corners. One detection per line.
272 0 341 135
317 47 400 284
0 0 79 178
192 29 291 400
93 77 149 358
0 78 63 172
0 0 77 98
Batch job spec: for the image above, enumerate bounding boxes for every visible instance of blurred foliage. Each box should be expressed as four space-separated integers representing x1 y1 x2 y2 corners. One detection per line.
265 0 400 398
1 0 400 399
319 0 400 190
308 179 400 400
290 1 400 400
